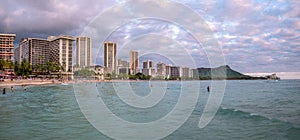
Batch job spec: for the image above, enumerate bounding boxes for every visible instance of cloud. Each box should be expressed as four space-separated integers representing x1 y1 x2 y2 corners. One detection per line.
0 0 299 73
0 0 114 41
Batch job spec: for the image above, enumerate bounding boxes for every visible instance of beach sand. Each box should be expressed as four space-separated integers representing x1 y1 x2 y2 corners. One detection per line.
0 79 71 87
0 79 153 88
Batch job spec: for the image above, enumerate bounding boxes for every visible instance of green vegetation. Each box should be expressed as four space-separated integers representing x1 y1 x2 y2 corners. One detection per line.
14 59 32 77
117 73 128 79
74 68 95 77
195 65 266 80
0 59 14 71
129 72 151 80
0 59 65 77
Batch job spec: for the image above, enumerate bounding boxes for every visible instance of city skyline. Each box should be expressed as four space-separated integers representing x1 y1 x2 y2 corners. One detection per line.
0 0 299 76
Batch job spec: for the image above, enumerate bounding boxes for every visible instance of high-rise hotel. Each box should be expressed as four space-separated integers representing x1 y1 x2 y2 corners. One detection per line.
15 38 49 67
104 42 117 74
0 33 16 61
129 50 138 74
142 60 155 76
76 37 91 68
48 35 75 72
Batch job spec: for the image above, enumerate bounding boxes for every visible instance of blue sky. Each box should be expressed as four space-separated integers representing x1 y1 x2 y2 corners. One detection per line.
0 0 299 73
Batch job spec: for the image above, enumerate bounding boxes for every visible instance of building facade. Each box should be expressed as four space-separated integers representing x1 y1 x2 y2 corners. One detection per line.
15 38 49 67
14 45 22 64
142 60 155 76
192 69 199 79
182 67 193 78
76 36 91 68
166 65 171 79
129 50 138 74
48 35 75 72
104 42 117 74
170 66 182 78
156 62 166 78
117 59 129 75
0 33 16 61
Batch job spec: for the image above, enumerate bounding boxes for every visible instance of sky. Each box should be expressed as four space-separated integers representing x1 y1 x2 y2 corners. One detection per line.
0 0 299 75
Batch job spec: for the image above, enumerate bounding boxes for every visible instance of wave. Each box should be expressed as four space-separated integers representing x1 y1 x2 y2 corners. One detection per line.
219 107 300 130
219 106 273 121
286 126 300 139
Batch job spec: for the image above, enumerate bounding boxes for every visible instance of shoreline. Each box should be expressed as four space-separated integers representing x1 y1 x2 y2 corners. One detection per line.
1 78 294 88
0 79 73 88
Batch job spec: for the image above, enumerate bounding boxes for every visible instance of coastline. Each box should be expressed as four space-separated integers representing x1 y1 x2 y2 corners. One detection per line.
1 78 292 88
0 79 73 87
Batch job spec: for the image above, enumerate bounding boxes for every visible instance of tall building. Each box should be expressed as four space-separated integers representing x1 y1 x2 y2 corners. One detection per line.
104 42 117 74
0 33 16 61
14 45 22 64
142 60 155 76
170 66 182 78
15 38 49 67
143 60 153 69
182 67 193 78
156 62 166 77
192 69 199 79
48 35 75 72
117 59 129 75
129 50 138 74
166 65 172 79
76 36 91 68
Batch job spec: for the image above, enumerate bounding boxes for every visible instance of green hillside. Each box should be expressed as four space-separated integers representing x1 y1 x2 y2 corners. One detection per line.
196 65 265 80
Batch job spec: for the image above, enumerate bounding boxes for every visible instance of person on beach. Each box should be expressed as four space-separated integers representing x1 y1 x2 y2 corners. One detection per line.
3 88 6 94
10 86 14 93
207 86 210 92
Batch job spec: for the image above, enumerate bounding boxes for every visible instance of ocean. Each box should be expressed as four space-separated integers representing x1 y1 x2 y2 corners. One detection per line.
0 80 299 140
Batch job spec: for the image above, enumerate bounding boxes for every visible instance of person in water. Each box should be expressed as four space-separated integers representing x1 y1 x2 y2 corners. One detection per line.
207 86 210 92
3 88 6 94
22 85 27 91
10 86 14 93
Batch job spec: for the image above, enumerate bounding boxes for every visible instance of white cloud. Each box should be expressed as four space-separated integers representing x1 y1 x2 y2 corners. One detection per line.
0 0 299 72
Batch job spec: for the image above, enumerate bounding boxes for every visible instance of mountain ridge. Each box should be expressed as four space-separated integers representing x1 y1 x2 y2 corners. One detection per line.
195 65 266 80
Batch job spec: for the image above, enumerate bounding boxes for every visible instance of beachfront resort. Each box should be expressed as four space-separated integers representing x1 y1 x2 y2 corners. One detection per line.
0 32 211 86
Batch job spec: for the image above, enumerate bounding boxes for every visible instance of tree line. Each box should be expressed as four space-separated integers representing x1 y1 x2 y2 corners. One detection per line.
0 59 64 77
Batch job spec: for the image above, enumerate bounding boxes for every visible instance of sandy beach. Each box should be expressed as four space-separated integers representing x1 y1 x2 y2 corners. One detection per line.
0 79 73 87
0 79 156 88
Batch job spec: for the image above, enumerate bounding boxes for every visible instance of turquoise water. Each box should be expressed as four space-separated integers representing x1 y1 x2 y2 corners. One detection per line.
0 80 299 139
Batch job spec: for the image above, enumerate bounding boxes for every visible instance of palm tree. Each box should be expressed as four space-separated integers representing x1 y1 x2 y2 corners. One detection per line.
8 61 14 69
46 62 54 73
0 59 5 71
20 59 31 77
0 59 9 70
34 64 41 74
41 65 46 75
55 63 64 72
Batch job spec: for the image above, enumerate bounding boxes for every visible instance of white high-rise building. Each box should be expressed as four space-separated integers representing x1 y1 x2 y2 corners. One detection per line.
142 60 155 77
76 37 91 68
15 38 49 67
156 62 166 77
48 35 75 72
182 67 193 78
